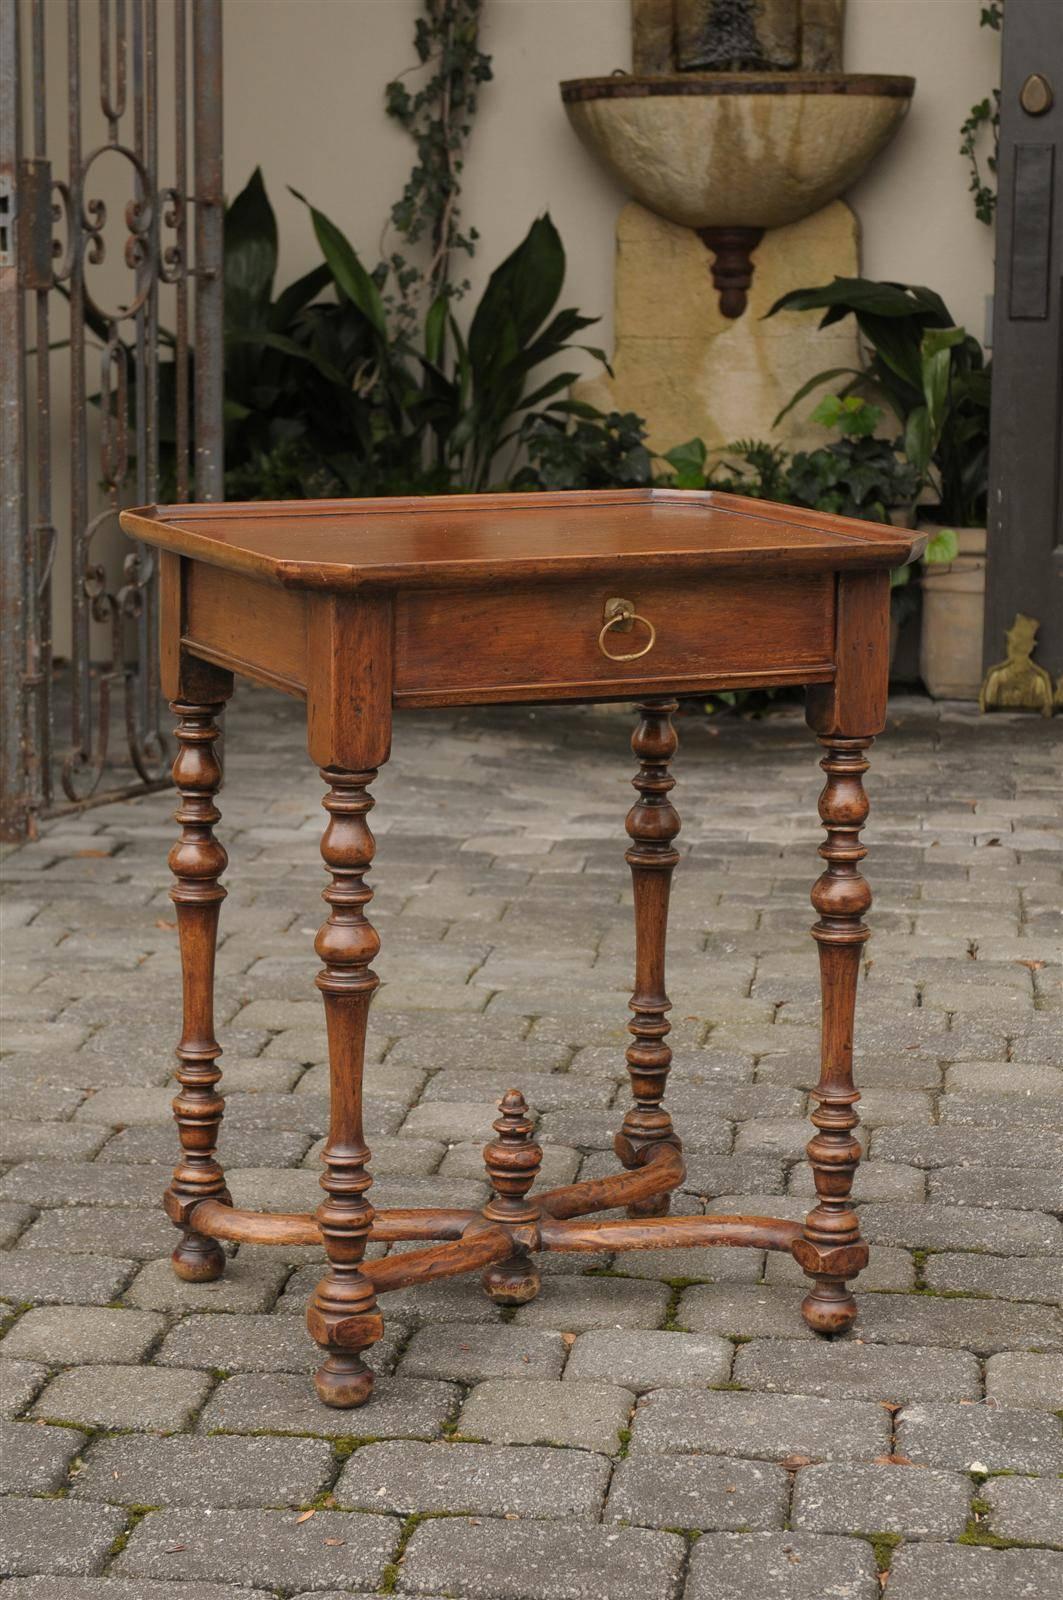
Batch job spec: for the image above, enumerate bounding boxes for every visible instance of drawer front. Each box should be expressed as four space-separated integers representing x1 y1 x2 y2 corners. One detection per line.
395 572 835 705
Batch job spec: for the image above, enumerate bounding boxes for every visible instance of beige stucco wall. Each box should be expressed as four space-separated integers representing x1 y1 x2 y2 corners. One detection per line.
224 0 999 351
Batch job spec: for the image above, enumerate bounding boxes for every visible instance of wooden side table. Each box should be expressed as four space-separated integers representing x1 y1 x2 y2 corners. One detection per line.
121 488 920 1408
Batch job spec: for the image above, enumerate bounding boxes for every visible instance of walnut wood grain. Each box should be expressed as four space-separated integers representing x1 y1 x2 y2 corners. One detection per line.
305 767 383 1408
394 573 833 702
164 701 231 1283
188 1201 478 1246
540 1214 803 1253
796 734 873 1332
121 488 920 593
536 1144 685 1220
614 700 683 1216
481 1090 544 1306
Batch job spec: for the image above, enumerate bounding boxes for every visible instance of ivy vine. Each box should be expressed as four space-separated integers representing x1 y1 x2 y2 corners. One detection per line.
959 2 1003 226
383 0 493 316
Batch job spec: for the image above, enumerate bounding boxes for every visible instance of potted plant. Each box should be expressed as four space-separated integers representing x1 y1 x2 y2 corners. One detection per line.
768 277 992 699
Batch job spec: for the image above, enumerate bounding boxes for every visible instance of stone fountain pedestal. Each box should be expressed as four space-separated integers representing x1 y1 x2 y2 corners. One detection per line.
574 197 861 458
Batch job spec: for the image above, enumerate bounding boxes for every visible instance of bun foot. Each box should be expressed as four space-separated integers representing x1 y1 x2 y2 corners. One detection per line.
801 1281 858 1335
482 1255 541 1307
313 1354 374 1409
172 1231 226 1282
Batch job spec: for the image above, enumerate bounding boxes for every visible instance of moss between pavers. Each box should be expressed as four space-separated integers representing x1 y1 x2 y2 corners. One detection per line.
850 1532 904 1574
104 1504 155 1561
378 1510 453 1595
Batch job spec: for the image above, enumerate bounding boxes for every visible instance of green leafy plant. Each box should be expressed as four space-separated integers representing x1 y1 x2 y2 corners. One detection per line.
890 524 960 590
960 3 1003 225
383 0 492 317
658 397 919 524
660 436 790 500
511 408 654 491
767 277 992 526
786 395 921 522
219 170 618 497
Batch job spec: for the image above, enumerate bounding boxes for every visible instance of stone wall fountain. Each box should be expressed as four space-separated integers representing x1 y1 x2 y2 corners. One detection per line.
562 1 915 453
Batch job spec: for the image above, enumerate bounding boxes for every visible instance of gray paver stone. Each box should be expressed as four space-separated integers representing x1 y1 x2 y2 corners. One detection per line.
630 1388 890 1462
985 1351 1063 1408
923 1252 1063 1304
512 1276 669 1331
337 1439 610 1519
897 1400 1063 1472
399 1323 566 1383
196 1371 458 1439
678 1285 814 1340
0 1361 48 1419
0 1420 87 1493
683 1532 880 1600
885 1543 1063 1600
30 1364 213 1432
606 1453 788 1531
0 1250 137 1306
397 1516 685 1600
113 1506 398 1591
792 1461 971 1537
1 1306 165 1365
983 1473 1063 1543
15 1207 178 1259
153 1311 320 1374
70 1432 336 1508
0 1497 127 1577
122 1255 291 1313
733 1339 981 1401
458 1378 633 1452
563 1329 732 1391
0 1582 269 1599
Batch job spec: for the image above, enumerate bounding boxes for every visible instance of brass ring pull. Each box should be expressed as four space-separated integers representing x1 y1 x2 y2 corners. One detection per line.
598 605 657 662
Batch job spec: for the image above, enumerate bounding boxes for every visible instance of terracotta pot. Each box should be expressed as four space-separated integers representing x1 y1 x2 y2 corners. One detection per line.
918 526 986 700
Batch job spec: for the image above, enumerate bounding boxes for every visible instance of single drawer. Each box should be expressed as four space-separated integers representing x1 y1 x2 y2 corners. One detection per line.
394 572 835 705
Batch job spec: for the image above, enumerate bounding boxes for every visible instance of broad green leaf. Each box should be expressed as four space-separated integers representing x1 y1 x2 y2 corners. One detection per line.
772 367 866 426
468 214 565 387
269 263 332 332
225 168 278 325
767 277 940 323
425 295 448 366
923 526 959 564
291 188 388 339
226 328 349 388
904 404 932 475
663 438 708 476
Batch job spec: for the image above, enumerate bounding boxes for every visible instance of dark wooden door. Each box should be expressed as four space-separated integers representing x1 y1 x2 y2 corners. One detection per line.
985 0 1063 678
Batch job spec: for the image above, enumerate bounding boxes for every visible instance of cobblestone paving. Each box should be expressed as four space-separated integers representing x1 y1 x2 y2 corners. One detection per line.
1 686 1061 1599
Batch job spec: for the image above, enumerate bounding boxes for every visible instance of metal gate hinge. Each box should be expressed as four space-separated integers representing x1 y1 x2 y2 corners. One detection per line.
0 160 54 289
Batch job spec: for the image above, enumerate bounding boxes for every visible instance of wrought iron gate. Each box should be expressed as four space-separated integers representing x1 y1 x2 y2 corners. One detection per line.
0 0 223 840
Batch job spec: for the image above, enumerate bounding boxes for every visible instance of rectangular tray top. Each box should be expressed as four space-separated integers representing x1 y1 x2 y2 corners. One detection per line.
121 488 921 593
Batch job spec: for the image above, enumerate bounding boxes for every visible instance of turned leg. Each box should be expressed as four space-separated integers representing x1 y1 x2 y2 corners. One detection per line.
614 698 683 1217
165 700 231 1282
793 735 872 1333
481 1090 543 1306
306 768 384 1407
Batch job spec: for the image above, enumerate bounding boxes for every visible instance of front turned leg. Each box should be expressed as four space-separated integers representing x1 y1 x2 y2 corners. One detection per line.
306 768 384 1408
793 736 872 1334
165 701 230 1282
614 698 683 1217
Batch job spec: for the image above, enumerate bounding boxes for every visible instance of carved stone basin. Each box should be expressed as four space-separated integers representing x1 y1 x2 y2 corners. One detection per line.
561 73 914 314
